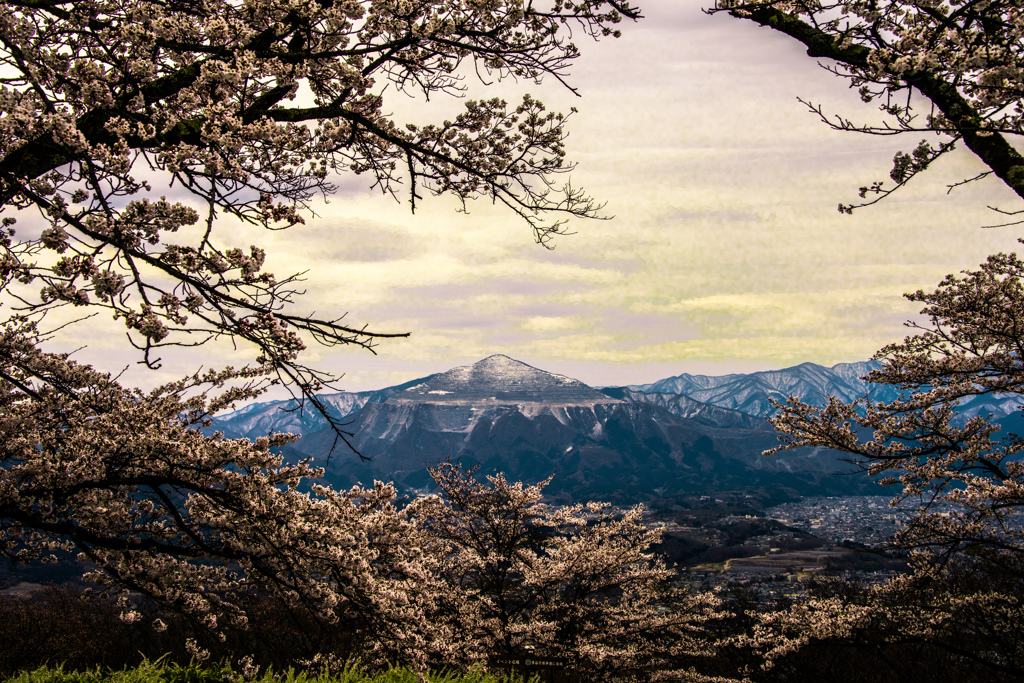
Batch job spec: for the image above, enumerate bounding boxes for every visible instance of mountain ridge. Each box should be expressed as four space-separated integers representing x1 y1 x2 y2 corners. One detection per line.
628 361 895 417
209 357 897 503
213 374 435 440
207 356 1024 504
626 360 1024 421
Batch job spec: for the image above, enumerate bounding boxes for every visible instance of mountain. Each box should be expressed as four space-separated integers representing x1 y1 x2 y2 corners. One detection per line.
213 375 434 439
392 354 619 405
631 360 1024 422
630 361 898 417
250 356 880 503
209 356 1024 504
599 387 767 430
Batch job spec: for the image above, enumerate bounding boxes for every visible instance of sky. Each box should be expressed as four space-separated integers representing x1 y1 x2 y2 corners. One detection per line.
52 0 1024 394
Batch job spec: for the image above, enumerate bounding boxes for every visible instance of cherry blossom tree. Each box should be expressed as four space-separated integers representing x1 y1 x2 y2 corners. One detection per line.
713 0 1024 217
0 0 646 666
768 252 1024 567
408 462 726 682
730 562 1024 682
705 3 1024 677
3 380 736 676
0 315 447 666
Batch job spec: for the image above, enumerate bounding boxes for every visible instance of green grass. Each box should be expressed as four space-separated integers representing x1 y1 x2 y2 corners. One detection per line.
2 659 527 683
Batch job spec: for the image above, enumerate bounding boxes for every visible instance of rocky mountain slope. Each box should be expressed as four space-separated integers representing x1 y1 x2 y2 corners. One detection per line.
599 387 767 430
392 354 620 405
241 356 882 503
213 375 433 439
211 356 1024 504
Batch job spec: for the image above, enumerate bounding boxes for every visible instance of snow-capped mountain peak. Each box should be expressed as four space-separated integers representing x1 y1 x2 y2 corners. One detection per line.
390 354 620 405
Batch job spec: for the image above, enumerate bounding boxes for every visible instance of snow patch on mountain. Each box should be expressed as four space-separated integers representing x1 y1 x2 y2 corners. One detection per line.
630 360 1024 421
630 361 896 417
389 354 622 406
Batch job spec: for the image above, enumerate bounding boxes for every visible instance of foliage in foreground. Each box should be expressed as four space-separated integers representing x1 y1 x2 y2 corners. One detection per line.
2 660 511 683
8 1 1024 682
9 573 1024 683
1 460 727 681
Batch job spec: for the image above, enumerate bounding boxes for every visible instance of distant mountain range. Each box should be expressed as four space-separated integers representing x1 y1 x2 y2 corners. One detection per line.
628 361 895 417
218 357 897 437
624 360 1024 422
212 375 431 441
219 356 966 503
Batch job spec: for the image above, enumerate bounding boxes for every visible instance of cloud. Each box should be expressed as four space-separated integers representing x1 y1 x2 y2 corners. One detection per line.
300 219 429 262
38 0 1024 394
521 316 591 333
